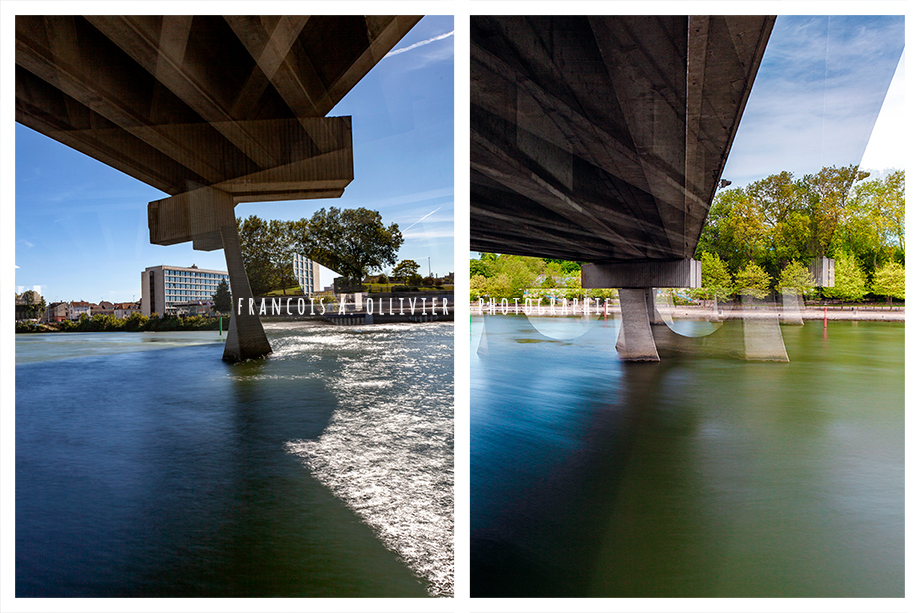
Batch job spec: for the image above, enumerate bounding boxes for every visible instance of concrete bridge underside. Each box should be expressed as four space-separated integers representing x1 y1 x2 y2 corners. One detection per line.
16 15 420 361
471 16 775 360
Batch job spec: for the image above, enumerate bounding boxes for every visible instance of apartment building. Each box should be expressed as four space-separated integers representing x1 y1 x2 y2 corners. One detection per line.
141 264 229 317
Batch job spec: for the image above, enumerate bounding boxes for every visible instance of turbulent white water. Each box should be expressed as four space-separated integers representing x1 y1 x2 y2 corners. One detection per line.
276 323 454 597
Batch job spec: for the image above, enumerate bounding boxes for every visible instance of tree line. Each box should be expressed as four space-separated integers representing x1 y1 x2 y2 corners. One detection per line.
16 312 222 334
696 166 904 303
470 166 904 304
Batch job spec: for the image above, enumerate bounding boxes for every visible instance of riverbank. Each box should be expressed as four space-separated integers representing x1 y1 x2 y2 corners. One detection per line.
469 302 905 322
670 303 905 322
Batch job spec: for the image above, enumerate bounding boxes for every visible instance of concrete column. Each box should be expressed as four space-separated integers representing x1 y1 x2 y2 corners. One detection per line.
220 223 272 362
741 296 788 361
780 291 804 325
616 288 660 361
646 288 664 324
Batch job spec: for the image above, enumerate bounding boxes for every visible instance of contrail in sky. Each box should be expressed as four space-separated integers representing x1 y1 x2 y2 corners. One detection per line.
403 207 441 232
385 31 454 58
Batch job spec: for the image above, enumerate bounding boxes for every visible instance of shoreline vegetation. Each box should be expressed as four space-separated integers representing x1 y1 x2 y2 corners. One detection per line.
16 298 904 334
470 301 904 322
15 313 225 334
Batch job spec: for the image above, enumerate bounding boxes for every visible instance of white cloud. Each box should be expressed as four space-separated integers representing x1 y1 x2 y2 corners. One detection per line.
723 17 902 186
385 31 454 59
402 226 454 240
402 207 441 232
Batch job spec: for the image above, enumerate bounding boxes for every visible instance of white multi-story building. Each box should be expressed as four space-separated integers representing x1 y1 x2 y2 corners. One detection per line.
292 253 322 296
141 264 230 316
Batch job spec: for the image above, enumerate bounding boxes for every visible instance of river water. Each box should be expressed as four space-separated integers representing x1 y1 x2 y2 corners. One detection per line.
16 321 453 597
471 315 904 597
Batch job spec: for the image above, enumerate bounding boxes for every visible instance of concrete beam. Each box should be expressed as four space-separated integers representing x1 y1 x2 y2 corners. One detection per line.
148 185 235 249
471 16 775 263
581 259 701 289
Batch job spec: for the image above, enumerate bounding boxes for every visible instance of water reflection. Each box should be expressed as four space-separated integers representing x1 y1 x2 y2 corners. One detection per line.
471 316 904 597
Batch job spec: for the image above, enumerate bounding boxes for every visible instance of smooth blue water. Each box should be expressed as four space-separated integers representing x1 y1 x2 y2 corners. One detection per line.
16 322 453 597
470 316 904 597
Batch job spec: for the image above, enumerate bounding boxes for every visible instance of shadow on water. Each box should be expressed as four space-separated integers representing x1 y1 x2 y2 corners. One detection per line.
471 316 904 598
471 337 677 596
16 340 429 597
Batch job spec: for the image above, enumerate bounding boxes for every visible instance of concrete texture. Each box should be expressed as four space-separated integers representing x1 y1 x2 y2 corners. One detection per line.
16 16 420 362
615 289 660 361
471 16 774 264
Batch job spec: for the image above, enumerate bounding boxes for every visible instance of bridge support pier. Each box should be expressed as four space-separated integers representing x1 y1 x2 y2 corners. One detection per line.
583 259 702 362
220 223 272 363
148 186 272 363
616 288 660 361
780 291 805 325
741 297 788 362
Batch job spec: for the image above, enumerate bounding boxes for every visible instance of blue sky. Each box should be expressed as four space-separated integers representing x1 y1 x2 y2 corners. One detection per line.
14 16 454 303
723 15 904 187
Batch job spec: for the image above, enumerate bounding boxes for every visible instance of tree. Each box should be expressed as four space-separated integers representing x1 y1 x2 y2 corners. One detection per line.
470 253 497 278
542 258 582 274
392 259 421 282
294 207 403 283
870 260 904 305
735 261 771 299
470 275 488 301
777 260 816 296
699 251 733 303
238 215 285 296
836 170 905 271
823 252 866 302
212 279 232 313
803 165 870 259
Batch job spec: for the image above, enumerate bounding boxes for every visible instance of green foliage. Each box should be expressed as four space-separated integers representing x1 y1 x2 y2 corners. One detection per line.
238 215 294 296
870 260 905 303
837 170 905 271
542 258 582 274
294 207 403 283
735 261 771 299
16 312 221 334
470 275 488 301
212 279 232 314
122 312 149 331
469 253 593 301
777 260 816 296
470 255 495 278
392 259 421 282
823 252 866 302
696 166 903 290
699 251 734 301
238 208 403 295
